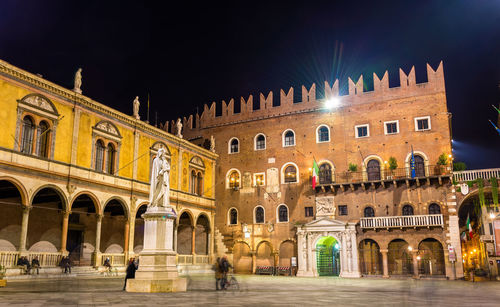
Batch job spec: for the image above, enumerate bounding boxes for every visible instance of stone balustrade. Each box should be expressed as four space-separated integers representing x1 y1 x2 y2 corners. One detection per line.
0 251 63 268
101 253 125 266
360 214 444 229
453 168 500 182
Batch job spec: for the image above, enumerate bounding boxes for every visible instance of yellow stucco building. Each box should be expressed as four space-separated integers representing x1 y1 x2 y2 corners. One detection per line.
0 59 217 274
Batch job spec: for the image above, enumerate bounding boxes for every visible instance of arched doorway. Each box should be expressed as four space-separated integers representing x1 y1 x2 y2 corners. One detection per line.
177 212 193 255
418 238 445 276
101 198 128 266
0 180 24 251
29 187 66 253
279 240 296 267
414 155 425 177
133 204 148 254
358 239 382 275
256 241 274 267
233 241 252 273
69 193 98 266
195 214 209 255
316 236 340 276
367 160 381 181
388 239 413 276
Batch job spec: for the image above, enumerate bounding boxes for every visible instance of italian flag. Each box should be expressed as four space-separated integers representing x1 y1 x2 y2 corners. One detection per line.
466 213 472 239
312 159 319 189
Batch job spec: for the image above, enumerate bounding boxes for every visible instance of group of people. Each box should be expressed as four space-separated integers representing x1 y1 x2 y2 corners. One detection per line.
16 256 40 275
215 255 232 290
59 256 72 274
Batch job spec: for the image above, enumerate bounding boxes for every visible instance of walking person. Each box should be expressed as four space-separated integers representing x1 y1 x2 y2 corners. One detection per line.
220 255 232 290
103 257 112 275
123 258 138 291
214 257 223 290
63 256 72 274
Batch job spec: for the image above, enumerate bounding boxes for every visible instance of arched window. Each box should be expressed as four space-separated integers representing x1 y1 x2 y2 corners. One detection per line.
278 205 289 222
21 116 35 154
364 206 375 217
228 170 240 188
229 138 239 153
283 130 295 147
255 134 266 150
255 206 265 224
197 172 203 196
414 155 425 177
190 170 197 194
319 163 332 184
402 204 414 216
317 125 330 143
36 121 50 158
106 143 116 174
428 203 441 214
284 165 297 183
229 208 238 225
367 159 381 181
95 140 105 172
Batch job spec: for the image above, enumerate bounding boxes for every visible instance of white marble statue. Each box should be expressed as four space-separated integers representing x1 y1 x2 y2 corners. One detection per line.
149 148 170 208
133 96 140 120
176 118 183 138
210 135 215 152
73 68 82 93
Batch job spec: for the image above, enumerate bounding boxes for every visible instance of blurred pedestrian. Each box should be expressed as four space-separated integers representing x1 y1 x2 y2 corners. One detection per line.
214 257 223 290
220 255 232 290
123 257 138 291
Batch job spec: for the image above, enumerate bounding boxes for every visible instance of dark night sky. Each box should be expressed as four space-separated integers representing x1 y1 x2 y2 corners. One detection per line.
0 1 499 168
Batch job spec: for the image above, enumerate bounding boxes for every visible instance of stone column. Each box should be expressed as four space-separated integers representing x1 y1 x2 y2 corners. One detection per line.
340 232 348 277
412 252 419 278
296 231 306 276
128 218 136 256
60 211 71 254
124 220 130 261
273 251 279 267
173 226 178 252
18 206 31 253
191 226 196 256
251 251 257 274
93 214 103 267
349 229 360 277
380 249 389 278
306 234 313 273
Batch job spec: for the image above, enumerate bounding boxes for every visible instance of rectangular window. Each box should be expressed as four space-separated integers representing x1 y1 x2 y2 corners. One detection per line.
254 173 265 186
414 116 431 131
355 124 369 138
384 120 399 135
338 205 348 216
305 206 314 217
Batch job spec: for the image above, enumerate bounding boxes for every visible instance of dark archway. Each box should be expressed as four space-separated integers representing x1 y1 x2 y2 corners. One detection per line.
195 214 210 255
418 238 445 276
367 160 381 181
101 198 128 266
177 212 193 255
0 180 24 252
359 239 382 275
133 204 148 254
69 193 98 266
388 239 413 275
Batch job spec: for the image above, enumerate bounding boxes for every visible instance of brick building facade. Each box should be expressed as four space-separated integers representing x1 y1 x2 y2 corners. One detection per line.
179 61 463 279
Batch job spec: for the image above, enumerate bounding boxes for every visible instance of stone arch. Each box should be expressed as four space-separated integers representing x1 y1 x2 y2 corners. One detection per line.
387 238 413 275
362 204 376 217
134 202 149 217
30 184 68 211
177 209 195 226
177 211 194 254
195 213 210 255
228 137 240 154
233 240 252 274
102 196 129 219
0 178 28 251
254 133 266 150
278 240 296 267
0 176 28 206
282 128 296 147
317 159 335 183
424 200 444 215
363 155 384 181
418 238 446 276
70 191 101 213
315 124 331 143
100 197 129 255
280 162 299 184
358 238 382 276
405 150 429 177
256 240 274 267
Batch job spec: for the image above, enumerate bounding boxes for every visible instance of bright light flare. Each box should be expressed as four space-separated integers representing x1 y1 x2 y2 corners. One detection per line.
324 96 341 110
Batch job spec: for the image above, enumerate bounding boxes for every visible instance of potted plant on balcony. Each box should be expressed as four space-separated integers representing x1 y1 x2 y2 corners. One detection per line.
387 157 398 179
348 163 358 182
437 153 448 175
0 264 6 287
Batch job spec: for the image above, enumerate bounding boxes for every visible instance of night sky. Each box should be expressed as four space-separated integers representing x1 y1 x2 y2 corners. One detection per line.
0 1 499 168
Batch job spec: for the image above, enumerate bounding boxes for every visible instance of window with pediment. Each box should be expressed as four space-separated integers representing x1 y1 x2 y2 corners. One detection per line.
189 156 205 196
15 94 59 159
91 120 122 174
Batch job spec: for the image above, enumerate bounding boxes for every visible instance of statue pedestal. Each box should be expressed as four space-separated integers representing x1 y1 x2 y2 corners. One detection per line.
126 207 187 293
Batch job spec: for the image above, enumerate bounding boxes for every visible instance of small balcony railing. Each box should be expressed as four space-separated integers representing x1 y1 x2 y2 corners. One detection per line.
360 214 444 229
318 164 450 186
453 168 500 182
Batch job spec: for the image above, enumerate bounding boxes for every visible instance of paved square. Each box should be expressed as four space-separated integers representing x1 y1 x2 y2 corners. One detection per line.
0 275 499 306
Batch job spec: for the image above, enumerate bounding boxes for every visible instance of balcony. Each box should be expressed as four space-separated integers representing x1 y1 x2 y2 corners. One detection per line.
360 214 444 229
453 168 500 182
316 164 452 192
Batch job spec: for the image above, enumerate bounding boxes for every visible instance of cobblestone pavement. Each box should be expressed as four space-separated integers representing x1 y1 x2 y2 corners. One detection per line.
1 275 499 306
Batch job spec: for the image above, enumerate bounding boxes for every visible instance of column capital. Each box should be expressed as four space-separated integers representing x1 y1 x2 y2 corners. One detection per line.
22 205 32 213
62 210 72 218
96 214 103 222
380 249 389 253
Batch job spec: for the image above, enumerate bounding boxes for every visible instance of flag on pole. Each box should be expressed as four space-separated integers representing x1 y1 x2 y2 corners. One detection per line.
493 104 500 115
312 159 320 189
466 213 472 239
410 146 416 178
147 93 150 123
489 120 500 136
460 231 467 242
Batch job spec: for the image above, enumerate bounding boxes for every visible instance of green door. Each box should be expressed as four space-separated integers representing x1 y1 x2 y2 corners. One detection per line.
316 236 340 276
